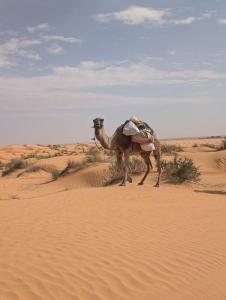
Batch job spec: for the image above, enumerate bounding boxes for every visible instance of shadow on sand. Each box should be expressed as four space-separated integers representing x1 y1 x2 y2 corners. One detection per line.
194 189 226 196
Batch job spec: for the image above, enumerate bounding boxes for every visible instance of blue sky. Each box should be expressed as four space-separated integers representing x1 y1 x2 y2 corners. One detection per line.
0 0 226 144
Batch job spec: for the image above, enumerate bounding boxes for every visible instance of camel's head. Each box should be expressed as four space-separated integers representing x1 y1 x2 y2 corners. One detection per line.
93 118 104 129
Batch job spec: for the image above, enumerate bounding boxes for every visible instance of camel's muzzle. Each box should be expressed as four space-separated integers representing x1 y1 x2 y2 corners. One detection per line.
92 123 103 129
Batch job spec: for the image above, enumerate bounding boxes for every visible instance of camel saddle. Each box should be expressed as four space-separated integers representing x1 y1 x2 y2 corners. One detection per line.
123 119 155 144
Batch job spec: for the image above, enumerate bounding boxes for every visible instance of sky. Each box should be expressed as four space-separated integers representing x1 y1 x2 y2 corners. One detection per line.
0 0 226 145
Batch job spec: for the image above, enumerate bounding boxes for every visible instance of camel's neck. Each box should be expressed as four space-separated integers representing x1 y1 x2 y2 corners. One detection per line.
95 127 113 150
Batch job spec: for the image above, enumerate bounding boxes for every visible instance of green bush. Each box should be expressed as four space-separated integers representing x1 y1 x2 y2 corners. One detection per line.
162 155 200 183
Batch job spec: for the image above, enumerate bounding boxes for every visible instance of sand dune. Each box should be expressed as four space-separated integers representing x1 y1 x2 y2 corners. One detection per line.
0 139 226 300
1 187 226 300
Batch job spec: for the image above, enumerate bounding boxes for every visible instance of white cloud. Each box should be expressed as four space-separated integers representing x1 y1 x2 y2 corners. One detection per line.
173 16 196 25
47 44 64 54
51 62 226 88
172 11 213 25
0 38 40 54
27 23 50 33
1 61 225 92
95 6 214 26
0 30 18 37
42 35 81 44
219 19 226 24
95 5 168 25
18 50 41 60
0 30 81 67
0 37 41 66
0 56 13 67
0 61 225 117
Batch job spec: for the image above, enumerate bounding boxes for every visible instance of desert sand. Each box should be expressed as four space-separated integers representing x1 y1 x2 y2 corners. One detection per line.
0 138 226 300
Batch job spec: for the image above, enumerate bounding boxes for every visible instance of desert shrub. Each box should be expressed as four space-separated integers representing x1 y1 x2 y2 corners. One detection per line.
209 140 226 152
55 159 88 179
2 159 27 176
48 144 61 150
21 153 53 160
103 149 115 157
162 155 200 183
52 152 59 157
161 144 183 154
200 143 217 150
104 162 122 185
104 156 146 185
85 147 103 163
36 154 51 159
67 159 87 171
129 156 147 174
50 168 61 180
17 166 44 177
21 152 40 160
192 143 198 147
23 154 35 159
86 147 98 155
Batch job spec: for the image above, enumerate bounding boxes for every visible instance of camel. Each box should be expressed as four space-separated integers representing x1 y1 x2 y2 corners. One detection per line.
93 118 161 187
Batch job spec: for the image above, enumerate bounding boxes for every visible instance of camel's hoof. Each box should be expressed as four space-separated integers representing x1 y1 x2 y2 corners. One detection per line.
119 183 126 186
154 184 159 188
138 182 143 186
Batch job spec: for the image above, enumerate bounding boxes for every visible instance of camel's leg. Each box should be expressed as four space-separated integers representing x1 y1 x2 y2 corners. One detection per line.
116 150 132 184
119 152 130 186
153 149 161 187
116 150 123 170
138 152 152 185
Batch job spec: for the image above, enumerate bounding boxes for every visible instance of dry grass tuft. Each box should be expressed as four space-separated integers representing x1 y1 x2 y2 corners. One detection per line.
200 143 218 150
220 139 226 151
104 156 146 186
2 159 27 176
85 147 103 163
161 144 183 155
50 168 61 180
